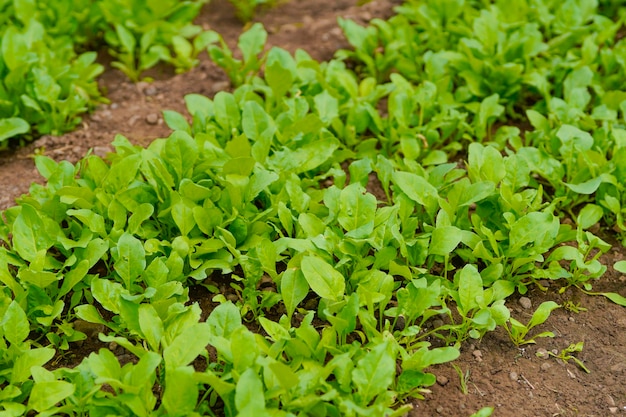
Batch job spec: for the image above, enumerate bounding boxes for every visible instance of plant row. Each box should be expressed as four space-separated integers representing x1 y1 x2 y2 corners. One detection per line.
0 0 272 146
1 0 626 416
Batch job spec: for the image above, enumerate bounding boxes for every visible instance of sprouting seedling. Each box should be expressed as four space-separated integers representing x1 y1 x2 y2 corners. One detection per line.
503 301 560 347
538 342 590 373
452 364 470 395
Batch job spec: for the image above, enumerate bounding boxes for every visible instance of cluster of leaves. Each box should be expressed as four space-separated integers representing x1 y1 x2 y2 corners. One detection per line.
227 0 278 22
0 0 210 145
1 0 626 416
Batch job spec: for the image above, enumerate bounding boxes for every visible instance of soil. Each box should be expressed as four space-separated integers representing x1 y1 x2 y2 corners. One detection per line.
1 1 626 416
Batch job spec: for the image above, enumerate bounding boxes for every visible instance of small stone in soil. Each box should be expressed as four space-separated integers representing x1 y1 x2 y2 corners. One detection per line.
609 407 618 414
436 375 449 386
472 350 483 361
536 348 549 359
146 113 159 125
509 371 518 381
519 296 532 309
540 362 551 371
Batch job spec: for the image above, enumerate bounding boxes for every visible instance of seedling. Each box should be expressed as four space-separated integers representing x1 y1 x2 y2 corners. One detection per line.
540 342 590 374
503 301 560 347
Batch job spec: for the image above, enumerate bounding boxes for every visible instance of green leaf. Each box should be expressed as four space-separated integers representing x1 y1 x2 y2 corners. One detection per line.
269 136 340 173
300 255 345 301
429 226 463 256
236 369 267 417
163 131 199 183
113 233 146 289
2 301 29 345
28 381 75 412
281 266 309 317
392 171 438 208
338 184 377 239
352 341 394 404
163 110 191 133
557 124 593 155
457 265 483 317
507 212 559 257
163 323 211 369
527 301 560 330
564 176 603 195
91 278 126 314
238 23 267 63
11 348 55 384
139 304 164 352
162 366 198 417
18 269 58 289
576 204 603 229
601 292 626 307
12 204 55 263
0 118 29 143
614 261 626 274
206 302 242 339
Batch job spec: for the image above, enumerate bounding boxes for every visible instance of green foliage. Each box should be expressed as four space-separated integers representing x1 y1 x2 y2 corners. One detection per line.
228 0 278 22
0 0 211 145
2 0 626 414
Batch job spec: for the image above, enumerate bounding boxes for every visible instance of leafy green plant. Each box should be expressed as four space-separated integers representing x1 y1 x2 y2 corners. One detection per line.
228 0 277 22
503 301 560 346
96 0 212 81
539 342 590 373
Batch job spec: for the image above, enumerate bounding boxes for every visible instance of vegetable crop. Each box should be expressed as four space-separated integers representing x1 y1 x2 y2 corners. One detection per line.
1 0 625 416
0 0 210 145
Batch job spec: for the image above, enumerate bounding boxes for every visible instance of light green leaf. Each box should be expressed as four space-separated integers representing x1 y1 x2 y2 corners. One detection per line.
527 301 560 330
164 323 211 369
0 118 29 142
300 255 345 301
457 265 483 316
139 304 164 352
28 381 75 412
235 369 267 417
576 204 603 229
206 302 242 339
113 233 146 289
162 366 198 417
11 348 55 384
352 342 394 404
429 226 463 256
392 171 438 208
281 266 309 317
2 301 29 345
338 183 377 239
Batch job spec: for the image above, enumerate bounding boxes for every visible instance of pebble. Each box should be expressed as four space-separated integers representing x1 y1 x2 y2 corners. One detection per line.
472 350 483 361
509 371 518 381
146 113 159 125
436 375 449 386
212 81 230 93
540 362 552 371
226 293 239 302
144 86 158 96
432 319 444 328
609 407 618 414
536 348 549 359
436 406 445 414
569 316 575 322
519 297 532 309
110 103 119 110
93 146 113 158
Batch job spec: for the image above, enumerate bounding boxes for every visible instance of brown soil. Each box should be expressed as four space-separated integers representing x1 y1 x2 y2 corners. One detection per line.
1 1 626 416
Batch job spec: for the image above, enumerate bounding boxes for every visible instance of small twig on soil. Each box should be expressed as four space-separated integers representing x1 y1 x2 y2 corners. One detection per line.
521 374 535 390
471 382 485 396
